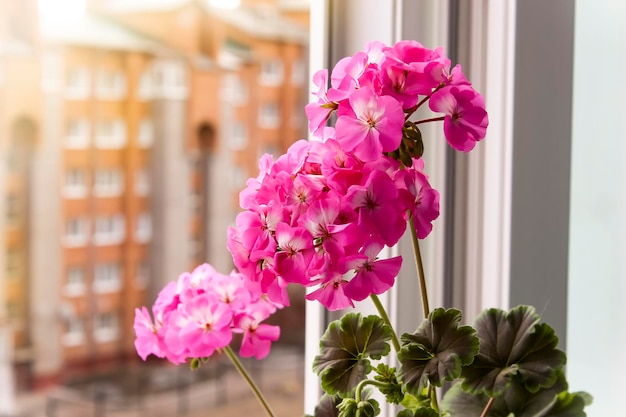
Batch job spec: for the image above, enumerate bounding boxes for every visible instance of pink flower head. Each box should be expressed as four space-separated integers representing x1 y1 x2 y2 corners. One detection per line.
305 69 337 136
335 86 404 162
306 273 354 311
273 223 315 284
344 240 402 301
429 85 488 152
395 164 441 239
134 307 165 361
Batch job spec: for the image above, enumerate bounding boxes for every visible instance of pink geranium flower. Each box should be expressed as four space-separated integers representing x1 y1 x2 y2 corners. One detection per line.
429 85 489 151
335 86 404 162
344 240 402 301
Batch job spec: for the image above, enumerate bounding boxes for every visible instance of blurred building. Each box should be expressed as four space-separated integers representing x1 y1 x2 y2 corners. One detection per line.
0 0 308 390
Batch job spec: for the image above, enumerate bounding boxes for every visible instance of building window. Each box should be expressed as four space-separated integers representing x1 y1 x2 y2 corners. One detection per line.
93 215 125 245
135 168 150 196
62 316 85 346
137 119 154 148
229 122 248 150
63 168 87 199
95 120 126 149
135 262 149 289
135 213 152 243
65 68 90 100
258 103 280 129
93 168 124 197
64 266 86 296
142 61 188 99
94 312 120 343
64 217 89 247
94 263 122 293
291 59 306 86
95 70 126 100
6 194 19 225
220 73 247 104
65 119 90 149
230 166 246 189
259 59 284 86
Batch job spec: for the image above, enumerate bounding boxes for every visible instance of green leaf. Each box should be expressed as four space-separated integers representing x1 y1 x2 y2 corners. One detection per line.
313 313 393 395
400 391 430 412
311 394 342 417
397 407 439 417
461 305 566 397
398 308 479 393
373 364 404 404
442 371 591 417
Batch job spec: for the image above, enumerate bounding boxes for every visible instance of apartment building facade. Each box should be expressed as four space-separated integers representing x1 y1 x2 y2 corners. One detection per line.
0 0 308 389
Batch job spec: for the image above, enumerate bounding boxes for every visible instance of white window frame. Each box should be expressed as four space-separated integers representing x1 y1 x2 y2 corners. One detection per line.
63 168 88 199
137 119 154 148
95 70 126 100
93 312 120 343
95 119 126 149
62 316 85 346
65 119 90 149
64 217 89 247
149 61 188 100
93 215 125 246
64 266 86 297
135 212 152 243
93 168 124 197
93 263 122 293
259 59 284 86
258 102 280 129
220 72 247 104
65 68 91 100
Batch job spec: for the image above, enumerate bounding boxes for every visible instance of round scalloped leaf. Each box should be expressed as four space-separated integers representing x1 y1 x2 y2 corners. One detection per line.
313 313 393 396
398 308 479 393
396 407 439 417
443 371 590 417
311 394 342 417
461 305 566 397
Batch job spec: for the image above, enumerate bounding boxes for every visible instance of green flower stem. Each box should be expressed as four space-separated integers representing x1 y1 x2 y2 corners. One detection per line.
355 378 389 403
428 384 440 414
370 294 401 352
409 214 430 318
480 397 495 417
223 345 277 417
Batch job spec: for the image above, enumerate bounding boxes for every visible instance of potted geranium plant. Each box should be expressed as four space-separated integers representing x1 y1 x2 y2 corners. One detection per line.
134 39 591 417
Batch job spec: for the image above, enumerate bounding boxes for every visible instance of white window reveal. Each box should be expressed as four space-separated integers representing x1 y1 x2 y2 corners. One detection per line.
93 168 124 197
259 59 284 86
62 316 85 346
94 312 120 343
258 102 280 129
93 215 125 246
63 168 87 199
64 217 89 247
95 70 126 100
137 119 154 148
94 263 122 293
64 266 86 297
135 213 152 243
65 68 90 100
95 119 126 149
65 119 90 149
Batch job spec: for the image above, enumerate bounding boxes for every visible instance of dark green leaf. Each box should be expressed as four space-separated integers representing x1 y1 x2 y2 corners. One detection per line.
396 407 439 417
398 308 479 393
313 313 393 395
461 305 566 397
443 371 590 417
312 394 342 417
373 364 404 404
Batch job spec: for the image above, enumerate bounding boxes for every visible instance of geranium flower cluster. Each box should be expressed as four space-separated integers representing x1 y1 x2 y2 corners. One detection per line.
134 264 280 362
228 139 439 311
